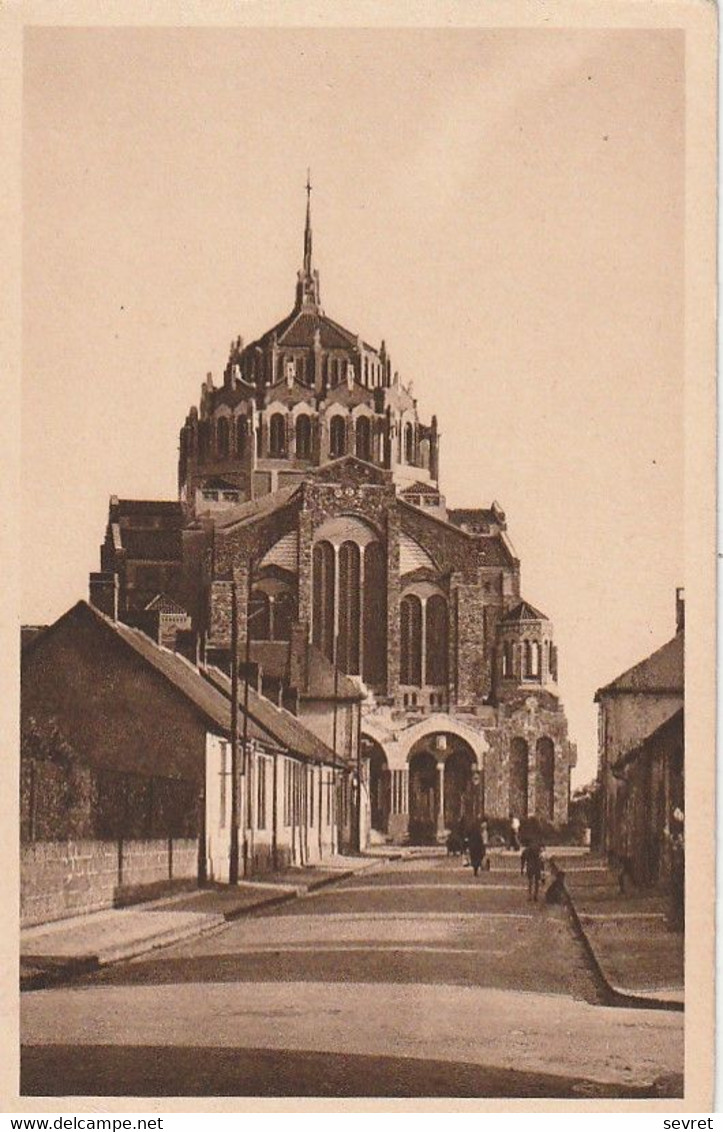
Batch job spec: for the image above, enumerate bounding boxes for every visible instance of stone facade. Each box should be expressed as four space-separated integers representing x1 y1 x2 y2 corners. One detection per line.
92 187 577 843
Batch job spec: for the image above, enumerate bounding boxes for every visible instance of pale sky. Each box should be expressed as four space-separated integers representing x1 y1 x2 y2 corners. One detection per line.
22 28 684 786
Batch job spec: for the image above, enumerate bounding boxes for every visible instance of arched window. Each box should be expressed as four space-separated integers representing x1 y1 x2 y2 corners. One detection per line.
330 415 346 458
425 595 448 686
356 416 372 462
404 422 414 464
523 641 533 678
400 594 423 686
363 541 386 686
509 737 529 817
530 641 541 677
272 590 294 641
248 590 271 641
269 413 286 457
217 417 229 457
236 417 247 458
312 541 335 661
536 738 555 822
295 414 312 459
338 542 361 675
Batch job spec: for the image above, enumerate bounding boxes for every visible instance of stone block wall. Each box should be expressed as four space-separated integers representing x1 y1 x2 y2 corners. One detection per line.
21 838 198 928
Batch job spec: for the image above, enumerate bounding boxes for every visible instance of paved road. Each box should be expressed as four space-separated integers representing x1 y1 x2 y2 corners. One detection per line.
21 855 683 1098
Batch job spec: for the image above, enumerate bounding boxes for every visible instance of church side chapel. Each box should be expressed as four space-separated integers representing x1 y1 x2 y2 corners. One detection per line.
93 179 576 847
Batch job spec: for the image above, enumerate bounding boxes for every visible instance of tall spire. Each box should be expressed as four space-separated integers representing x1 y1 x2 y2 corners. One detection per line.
304 168 313 276
296 169 321 311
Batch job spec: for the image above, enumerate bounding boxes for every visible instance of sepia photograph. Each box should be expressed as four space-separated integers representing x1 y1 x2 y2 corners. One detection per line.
8 5 716 1112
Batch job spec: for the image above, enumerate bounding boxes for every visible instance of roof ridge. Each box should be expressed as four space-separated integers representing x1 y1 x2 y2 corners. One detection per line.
595 631 683 699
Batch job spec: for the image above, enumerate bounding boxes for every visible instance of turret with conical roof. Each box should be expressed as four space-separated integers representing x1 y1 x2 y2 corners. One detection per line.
494 598 558 701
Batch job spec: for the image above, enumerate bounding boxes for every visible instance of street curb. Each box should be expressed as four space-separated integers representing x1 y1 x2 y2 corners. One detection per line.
21 855 393 991
563 884 684 1013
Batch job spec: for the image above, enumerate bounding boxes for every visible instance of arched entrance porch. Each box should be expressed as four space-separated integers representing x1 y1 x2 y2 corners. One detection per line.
407 733 481 845
364 736 391 835
408 750 438 844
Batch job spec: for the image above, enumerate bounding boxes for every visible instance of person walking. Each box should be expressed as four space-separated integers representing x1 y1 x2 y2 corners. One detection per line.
521 842 545 902
509 813 521 851
467 823 485 877
480 817 491 871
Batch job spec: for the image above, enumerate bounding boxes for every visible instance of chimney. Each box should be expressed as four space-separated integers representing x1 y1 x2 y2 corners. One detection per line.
89 571 118 620
676 587 685 634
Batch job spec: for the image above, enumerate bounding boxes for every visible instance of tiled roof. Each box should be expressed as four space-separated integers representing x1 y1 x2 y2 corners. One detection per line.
595 632 684 700
501 600 549 623
204 666 346 765
302 643 366 702
612 706 683 771
401 482 440 497
246 640 362 703
24 602 347 768
23 601 233 739
213 484 301 530
475 538 514 567
251 309 360 352
21 626 47 649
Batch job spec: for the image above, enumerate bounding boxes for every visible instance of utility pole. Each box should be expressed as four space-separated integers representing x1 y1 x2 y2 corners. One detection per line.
332 631 339 855
229 577 240 885
356 701 363 853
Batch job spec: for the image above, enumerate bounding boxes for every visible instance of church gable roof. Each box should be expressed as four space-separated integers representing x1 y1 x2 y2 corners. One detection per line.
323 382 374 409
309 454 391 487
264 378 316 405
250 309 359 353
213 483 301 531
398 499 513 565
401 481 440 498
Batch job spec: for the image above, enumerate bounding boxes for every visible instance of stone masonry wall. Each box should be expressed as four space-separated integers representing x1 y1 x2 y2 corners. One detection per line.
21 838 198 928
483 695 576 823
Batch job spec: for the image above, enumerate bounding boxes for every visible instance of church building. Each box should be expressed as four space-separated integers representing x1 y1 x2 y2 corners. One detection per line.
92 181 577 846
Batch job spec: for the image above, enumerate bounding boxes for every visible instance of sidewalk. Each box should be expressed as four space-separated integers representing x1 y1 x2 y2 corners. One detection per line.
562 857 684 1011
21 853 384 992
